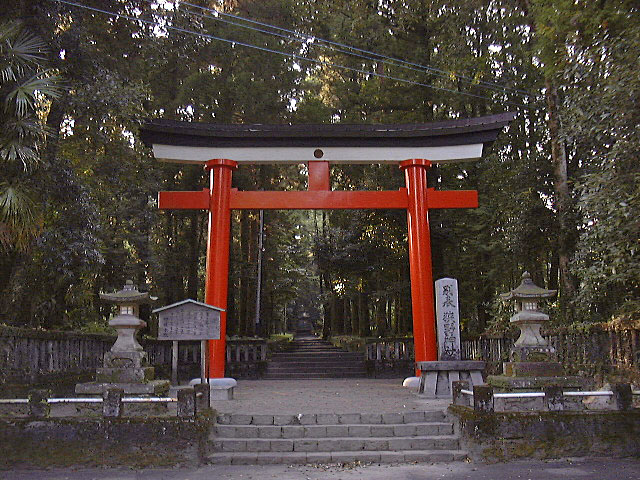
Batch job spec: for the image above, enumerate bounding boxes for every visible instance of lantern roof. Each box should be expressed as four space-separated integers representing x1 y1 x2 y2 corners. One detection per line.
500 272 557 301
99 280 156 304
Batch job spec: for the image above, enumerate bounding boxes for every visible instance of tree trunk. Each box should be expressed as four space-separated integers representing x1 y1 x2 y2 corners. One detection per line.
545 78 577 316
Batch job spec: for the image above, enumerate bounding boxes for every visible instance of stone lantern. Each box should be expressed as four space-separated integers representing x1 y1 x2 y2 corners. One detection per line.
76 280 170 395
488 272 586 391
501 271 557 367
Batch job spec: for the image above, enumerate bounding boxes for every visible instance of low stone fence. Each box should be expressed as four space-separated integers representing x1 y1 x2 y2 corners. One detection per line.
332 328 640 379
0 326 268 389
452 380 638 413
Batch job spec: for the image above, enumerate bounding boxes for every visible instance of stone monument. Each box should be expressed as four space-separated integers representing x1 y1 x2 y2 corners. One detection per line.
413 278 485 398
76 280 170 395
487 272 587 391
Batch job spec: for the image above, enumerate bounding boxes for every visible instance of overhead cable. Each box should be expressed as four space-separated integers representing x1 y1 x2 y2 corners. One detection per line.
49 0 531 109
180 0 532 98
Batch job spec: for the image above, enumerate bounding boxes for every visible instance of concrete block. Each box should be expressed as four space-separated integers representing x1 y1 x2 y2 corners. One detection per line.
252 415 274 425
255 453 283 464
294 439 318 452
274 414 296 425
370 425 394 436
231 426 256 438
403 411 425 423
437 424 454 435
388 438 413 450
326 425 349 437
216 413 232 424
306 452 332 463
354 452 381 463
258 426 282 438
303 426 327 437
361 413 383 424
221 440 246 452
394 424 416 436
382 413 403 424
284 452 308 464
379 451 405 463
246 439 270 452
415 424 438 436
424 411 446 421
316 413 339 424
331 452 358 463
231 453 258 464
229 414 252 425
298 414 316 425
338 413 361 424
269 439 294 452
210 386 234 400
281 426 304 438
405 451 453 462
208 453 232 464
348 425 371 436
363 439 389 450
337 438 364 451
215 425 236 437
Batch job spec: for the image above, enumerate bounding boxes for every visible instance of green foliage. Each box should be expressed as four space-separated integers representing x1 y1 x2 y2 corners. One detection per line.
0 0 636 335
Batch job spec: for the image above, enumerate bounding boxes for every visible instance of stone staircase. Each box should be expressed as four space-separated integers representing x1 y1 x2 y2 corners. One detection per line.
208 410 466 465
264 337 367 379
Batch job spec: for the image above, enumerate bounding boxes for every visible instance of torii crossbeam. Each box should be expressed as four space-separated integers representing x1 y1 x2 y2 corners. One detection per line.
141 113 515 378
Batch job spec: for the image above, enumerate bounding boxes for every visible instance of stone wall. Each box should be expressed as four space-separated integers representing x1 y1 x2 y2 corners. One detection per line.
448 404 640 462
0 416 211 468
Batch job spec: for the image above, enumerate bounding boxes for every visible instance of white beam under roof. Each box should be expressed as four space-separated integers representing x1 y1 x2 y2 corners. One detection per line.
151 143 485 164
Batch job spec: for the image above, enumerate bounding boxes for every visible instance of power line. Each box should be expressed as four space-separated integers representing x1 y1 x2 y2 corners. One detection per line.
49 0 531 109
180 0 532 98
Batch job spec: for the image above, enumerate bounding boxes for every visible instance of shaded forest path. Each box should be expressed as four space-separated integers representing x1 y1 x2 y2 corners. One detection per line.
264 323 366 379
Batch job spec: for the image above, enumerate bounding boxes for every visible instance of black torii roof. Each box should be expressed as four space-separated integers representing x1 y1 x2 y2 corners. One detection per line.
140 112 516 148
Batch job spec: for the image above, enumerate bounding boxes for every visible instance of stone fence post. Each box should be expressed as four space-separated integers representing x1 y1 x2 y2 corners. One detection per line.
544 385 565 411
452 380 470 406
194 383 210 412
28 389 51 418
613 383 632 411
103 388 123 417
473 385 494 413
177 387 196 418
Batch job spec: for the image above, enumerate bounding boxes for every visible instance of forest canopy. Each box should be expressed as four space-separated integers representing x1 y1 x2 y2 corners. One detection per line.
0 0 638 338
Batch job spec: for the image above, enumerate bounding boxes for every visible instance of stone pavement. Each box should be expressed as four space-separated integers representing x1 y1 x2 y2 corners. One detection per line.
208 378 450 414
6 458 640 480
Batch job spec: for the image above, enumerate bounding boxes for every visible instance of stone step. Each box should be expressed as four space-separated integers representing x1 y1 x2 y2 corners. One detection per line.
216 411 447 425
262 372 366 379
267 358 364 365
271 351 364 360
265 365 365 372
207 449 468 465
211 435 460 453
214 422 454 438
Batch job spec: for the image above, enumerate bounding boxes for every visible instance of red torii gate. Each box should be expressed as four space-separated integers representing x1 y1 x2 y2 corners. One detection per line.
141 113 515 378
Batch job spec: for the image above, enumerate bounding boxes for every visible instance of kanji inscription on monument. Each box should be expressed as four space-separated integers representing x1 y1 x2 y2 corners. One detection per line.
435 278 461 361
155 300 222 341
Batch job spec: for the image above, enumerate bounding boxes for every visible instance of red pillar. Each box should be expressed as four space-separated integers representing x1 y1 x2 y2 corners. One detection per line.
400 159 437 373
204 159 238 378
